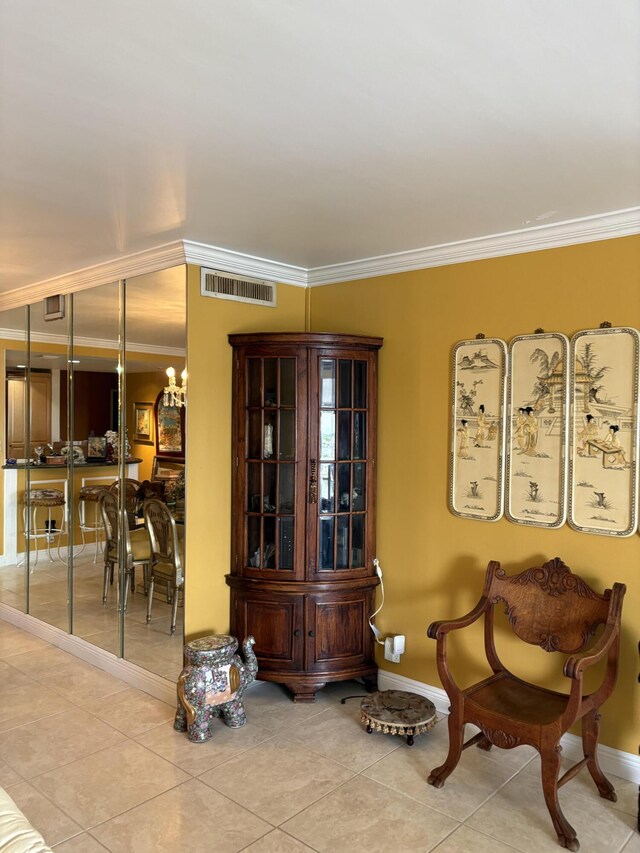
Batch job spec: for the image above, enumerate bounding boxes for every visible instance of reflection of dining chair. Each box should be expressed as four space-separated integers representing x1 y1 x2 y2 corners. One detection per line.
109 478 141 529
99 490 150 609
143 498 184 634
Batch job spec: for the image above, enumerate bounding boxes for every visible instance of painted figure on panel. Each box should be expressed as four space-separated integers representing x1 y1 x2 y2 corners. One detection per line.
474 405 488 447
457 420 472 459
521 407 539 456
576 414 598 455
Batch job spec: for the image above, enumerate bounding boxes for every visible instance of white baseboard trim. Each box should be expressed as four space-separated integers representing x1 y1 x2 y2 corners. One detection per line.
378 668 640 785
0 602 176 705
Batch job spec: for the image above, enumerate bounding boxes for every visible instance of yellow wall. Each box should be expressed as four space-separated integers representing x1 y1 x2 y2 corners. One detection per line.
184 265 307 638
308 235 640 754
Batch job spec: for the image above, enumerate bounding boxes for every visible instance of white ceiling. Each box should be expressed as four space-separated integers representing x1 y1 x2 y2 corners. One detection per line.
1 1 638 293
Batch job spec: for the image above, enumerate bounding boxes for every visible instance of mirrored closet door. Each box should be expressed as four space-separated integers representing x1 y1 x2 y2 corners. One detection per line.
0 266 187 682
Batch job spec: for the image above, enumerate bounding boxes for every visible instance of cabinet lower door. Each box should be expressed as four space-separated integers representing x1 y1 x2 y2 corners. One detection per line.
305 588 375 674
232 589 303 672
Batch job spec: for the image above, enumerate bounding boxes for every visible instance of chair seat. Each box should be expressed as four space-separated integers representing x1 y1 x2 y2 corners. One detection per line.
25 489 65 506
466 673 569 727
106 527 150 564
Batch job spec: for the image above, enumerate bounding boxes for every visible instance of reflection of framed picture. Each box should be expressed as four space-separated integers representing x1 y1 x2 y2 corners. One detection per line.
87 436 107 459
154 392 185 460
133 401 154 444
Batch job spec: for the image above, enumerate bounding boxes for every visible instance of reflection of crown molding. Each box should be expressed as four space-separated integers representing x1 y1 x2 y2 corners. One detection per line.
0 327 186 358
0 207 637 308
306 207 640 285
181 240 307 287
0 241 188 311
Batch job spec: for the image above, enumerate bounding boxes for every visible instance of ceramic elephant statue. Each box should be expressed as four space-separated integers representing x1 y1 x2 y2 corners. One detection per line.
174 634 258 743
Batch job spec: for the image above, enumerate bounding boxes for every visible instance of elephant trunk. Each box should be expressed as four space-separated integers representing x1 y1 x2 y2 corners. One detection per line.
241 635 258 683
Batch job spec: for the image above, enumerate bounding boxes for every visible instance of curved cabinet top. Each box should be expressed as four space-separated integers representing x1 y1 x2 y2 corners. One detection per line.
228 332 383 350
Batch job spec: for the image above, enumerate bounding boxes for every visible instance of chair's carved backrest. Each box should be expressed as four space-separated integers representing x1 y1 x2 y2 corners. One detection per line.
143 498 183 585
486 557 612 654
100 490 133 566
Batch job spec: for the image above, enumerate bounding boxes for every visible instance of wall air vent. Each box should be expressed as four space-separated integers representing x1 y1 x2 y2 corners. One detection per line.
201 268 276 307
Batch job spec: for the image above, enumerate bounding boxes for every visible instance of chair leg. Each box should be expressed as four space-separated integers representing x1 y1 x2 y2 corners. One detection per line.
103 562 110 604
123 572 131 613
582 710 616 801
428 705 465 788
540 742 579 851
170 585 179 635
146 576 155 623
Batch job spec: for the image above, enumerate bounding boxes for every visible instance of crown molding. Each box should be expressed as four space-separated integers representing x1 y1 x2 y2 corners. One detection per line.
182 239 307 287
306 206 640 286
0 207 637 308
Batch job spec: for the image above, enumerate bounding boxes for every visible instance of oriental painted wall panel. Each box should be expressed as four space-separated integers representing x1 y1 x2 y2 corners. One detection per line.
505 332 569 528
568 326 640 537
450 338 507 521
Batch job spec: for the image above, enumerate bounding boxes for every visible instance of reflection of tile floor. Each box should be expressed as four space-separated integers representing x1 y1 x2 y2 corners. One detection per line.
0 548 183 681
0 621 637 852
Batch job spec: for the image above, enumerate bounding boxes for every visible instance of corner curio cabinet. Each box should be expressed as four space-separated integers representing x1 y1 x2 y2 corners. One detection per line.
227 332 383 702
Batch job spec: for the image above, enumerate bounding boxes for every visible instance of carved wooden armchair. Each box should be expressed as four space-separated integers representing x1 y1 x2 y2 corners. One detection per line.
427 557 625 852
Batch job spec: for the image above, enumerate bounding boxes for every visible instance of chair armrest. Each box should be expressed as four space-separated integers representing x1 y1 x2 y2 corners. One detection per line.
563 623 617 679
427 597 488 639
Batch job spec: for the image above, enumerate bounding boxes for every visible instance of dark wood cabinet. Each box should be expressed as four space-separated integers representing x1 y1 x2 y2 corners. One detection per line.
227 332 383 701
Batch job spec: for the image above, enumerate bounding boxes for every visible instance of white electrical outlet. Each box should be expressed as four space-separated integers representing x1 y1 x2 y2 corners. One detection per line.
384 636 401 663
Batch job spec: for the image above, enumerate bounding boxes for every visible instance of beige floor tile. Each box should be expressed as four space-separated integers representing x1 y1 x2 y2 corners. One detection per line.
0 708 124 778
363 724 520 820
431 824 522 852
81 686 175 736
282 775 458 852
91 777 271 853
135 717 277 777
36 660 129 705
242 829 317 852
0 657 33 688
0 758 23 786
53 833 109 852
283 707 401 772
200 738 354 825
0 631 51 658
5 644 82 677
466 766 636 853
243 684 336 734
621 831 640 853
5 780 83 847
0 680 74 732
32 740 189 829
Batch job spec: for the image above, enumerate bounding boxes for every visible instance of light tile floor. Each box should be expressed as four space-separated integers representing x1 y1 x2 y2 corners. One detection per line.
0 618 637 853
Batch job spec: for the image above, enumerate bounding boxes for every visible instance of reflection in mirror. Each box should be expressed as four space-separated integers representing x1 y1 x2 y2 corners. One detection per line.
0 266 186 687
25 299 72 632
0 306 29 613
68 281 122 655
123 268 186 680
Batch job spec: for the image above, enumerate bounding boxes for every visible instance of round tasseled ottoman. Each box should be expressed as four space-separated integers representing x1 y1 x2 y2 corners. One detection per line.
360 689 437 746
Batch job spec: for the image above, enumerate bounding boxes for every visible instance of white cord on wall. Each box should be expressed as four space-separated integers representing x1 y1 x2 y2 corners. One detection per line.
369 557 385 645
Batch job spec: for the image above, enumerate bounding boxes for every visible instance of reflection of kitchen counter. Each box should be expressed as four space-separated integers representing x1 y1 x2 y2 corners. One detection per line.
2 458 142 470
1 460 141 564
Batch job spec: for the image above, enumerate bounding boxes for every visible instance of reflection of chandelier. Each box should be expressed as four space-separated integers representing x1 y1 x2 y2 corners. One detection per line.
163 366 187 408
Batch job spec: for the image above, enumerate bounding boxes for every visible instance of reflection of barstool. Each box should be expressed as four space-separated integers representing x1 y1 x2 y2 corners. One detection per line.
78 485 108 562
23 489 66 570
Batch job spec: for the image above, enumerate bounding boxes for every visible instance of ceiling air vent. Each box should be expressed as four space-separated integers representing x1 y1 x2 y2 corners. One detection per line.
201 268 276 307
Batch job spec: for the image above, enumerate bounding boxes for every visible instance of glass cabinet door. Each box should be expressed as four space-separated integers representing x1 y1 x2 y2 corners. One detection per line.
238 351 307 578
311 351 375 578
